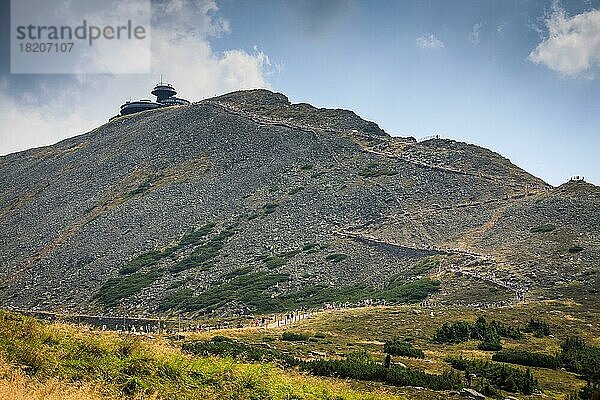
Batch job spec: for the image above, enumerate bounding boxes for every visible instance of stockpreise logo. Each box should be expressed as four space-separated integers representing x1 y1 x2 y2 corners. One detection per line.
11 0 151 74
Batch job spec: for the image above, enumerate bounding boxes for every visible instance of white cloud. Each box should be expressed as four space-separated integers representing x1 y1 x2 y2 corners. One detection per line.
469 22 483 46
150 27 270 99
528 7 600 76
0 0 275 155
416 34 444 49
0 90 98 155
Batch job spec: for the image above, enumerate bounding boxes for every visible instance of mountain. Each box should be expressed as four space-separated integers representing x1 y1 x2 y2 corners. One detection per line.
0 89 597 316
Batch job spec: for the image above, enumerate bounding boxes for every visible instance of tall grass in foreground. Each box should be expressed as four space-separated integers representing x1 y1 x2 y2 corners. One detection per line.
0 355 101 400
0 311 404 400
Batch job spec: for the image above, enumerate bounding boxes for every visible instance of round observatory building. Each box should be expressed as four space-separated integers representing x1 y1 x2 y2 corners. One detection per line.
151 82 191 107
117 80 190 117
119 99 161 116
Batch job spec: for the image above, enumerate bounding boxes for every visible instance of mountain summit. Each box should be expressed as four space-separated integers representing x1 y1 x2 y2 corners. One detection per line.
0 89 597 316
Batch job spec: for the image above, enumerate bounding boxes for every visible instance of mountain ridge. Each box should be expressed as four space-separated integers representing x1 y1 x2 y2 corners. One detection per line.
0 89 597 316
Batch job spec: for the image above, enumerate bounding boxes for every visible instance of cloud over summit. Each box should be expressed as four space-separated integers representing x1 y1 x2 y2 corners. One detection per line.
0 0 274 155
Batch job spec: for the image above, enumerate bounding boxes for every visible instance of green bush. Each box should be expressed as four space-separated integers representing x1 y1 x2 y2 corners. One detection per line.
492 350 558 369
473 377 501 398
95 270 162 307
129 176 157 196
262 255 289 269
524 319 552 337
119 250 164 275
160 276 439 314
384 339 425 358
447 356 538 394
118 223 216 275
169 241 222 273
178 223 216 246
246 210 260 220
569 245 584 253
303 352 461 391
257 247 306 269
412 258 439 275
478 341 503 351
325 253 348 263
182 337 297 366
434 317 522 344
282 332 309 341
530 223 556 233
183 338 461 392
169 225 236 273
221 267 253 280
263 203 279 214
559 337 600 382
159 273 290 313
358 162 398 178
383 278 440 303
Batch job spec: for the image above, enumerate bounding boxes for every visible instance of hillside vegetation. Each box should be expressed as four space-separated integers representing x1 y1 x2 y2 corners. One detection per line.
2 295 600 400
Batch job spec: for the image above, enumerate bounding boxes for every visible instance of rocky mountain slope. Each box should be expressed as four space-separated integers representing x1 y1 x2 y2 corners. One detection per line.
0 89 597 316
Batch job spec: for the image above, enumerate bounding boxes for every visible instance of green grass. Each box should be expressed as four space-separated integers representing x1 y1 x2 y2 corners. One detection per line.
5 295 600 399
0 311 406 400
181 338 460 391
221 297 600 399
282 332 310 342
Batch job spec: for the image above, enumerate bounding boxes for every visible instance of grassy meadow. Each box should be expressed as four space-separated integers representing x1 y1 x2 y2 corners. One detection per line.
1 296 599 399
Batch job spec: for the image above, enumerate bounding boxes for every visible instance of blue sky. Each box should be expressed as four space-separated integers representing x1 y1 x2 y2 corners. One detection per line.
0 0 599 186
